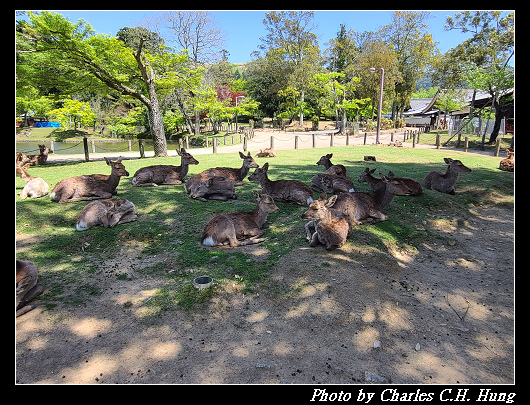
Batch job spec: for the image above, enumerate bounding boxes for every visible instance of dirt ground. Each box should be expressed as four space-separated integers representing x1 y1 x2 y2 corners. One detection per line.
15 205 514 384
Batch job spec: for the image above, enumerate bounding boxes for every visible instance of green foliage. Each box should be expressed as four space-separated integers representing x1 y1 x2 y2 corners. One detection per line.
47 98 96 129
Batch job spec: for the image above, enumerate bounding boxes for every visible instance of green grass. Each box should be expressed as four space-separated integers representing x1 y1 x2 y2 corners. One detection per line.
16 146 514 313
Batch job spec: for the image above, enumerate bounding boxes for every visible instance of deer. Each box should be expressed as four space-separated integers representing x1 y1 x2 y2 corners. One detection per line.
132 149 199 187
316 153 347 177
16 164 49 199
185 151 258 195
247 162 314 206
301 194 350 250
201 190 280 247
332 174 413 226
499 149 514 172
16 259 44 317
255 148 277 158
16 144 52 166
76 198 137 231
50 157 129 203
422 158 471 195
311 172 356 195
189 176 237 202
359 168 423 196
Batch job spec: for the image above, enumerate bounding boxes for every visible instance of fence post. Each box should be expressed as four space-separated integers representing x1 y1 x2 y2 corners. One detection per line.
412 132 416 148
49 140 54 153
179 138 183 151
391 132 394 143
346 132 350 146
270 136 274 149
139 139 145 158
364 132 367 145
403 131 407 142
83 137 89 162
91 139 96 153
127 139 132 152
330 133 334 147
494 137 502 157
205 136 209 148
243 136 247 152
435 133 441 149
295 135 299 149
312 133 316 148
464 136 469 152
213 137 218 153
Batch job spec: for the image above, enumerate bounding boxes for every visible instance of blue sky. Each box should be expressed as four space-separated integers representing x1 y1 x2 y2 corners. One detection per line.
45 10 509 64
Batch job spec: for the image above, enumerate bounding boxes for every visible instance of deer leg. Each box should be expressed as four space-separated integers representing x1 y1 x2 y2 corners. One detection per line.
309 232 320 247
117 211 138 225
305 220 316 241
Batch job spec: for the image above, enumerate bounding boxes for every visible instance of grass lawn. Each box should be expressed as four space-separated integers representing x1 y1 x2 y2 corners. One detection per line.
15 146 514 313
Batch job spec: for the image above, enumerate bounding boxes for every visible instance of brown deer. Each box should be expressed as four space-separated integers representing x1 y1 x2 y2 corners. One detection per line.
16 164 49 199
248 162 314 206
359 168 422 196
316 153 347 177
132 149 199 187
185 151 258 195
16 144 52 166
76 198 137 231
333 174 412 226
422 158 471 195
499 149 514 172
255 148 277 158
301 194 350 250
189 176 237 202
311 172 356 194
16 259 44 317
201 191 279 247
50 157 129 203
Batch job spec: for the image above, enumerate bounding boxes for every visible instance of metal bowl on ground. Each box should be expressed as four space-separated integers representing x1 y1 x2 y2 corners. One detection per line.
193 276 213 290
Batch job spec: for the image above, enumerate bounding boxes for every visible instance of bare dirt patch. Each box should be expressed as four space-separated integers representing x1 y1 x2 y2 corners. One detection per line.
16 205 513 384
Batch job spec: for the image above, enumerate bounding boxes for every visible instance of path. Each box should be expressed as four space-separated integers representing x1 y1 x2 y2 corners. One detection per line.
46 128 495 163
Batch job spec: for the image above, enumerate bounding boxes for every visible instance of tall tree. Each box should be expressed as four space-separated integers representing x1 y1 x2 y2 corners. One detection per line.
17 12 171 156
259 11 320 126
381 11 436 121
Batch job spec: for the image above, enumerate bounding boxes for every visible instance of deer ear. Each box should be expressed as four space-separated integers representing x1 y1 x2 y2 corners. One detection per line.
263 162 269 171
369 168 376 174
379 173 389 183
253 190 260 200
444 158 453 164
239 151 245 158
104 157 111 166
325 194 338 207
327 153 333 158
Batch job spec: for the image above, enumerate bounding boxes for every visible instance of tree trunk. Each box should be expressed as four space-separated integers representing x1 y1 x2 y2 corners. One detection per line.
488 97 504 144
299 90 304 127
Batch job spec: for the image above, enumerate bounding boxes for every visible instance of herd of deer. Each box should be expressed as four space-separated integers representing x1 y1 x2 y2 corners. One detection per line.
16 145 514 315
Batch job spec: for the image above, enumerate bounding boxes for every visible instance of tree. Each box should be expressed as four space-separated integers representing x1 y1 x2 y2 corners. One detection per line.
434 89 467 129
259 11 320 126
17 12 171 156
48 98 96 130
381 11 436 121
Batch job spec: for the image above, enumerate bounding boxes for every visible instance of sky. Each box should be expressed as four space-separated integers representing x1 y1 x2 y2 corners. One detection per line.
41 10 511 64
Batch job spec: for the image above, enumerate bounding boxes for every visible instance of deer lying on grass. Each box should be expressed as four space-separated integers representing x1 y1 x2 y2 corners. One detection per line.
248 162 314 206
333 174 412 226
359 168 423 196
311 172 356 194
499 149 514 172
16 259 44 317
189 176 237 201
185 151 257 195
302 194 350 250
316 153 347 177
16 164 49 199
50 157 129 203
422 158 471 195
16 144 52 166
255 148 277 158
201 191 279 247
76 198 137 231
132 149 199 187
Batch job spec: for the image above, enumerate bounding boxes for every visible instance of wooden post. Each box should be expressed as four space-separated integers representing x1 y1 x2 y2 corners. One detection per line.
494 137 502 157
295 135 299 149
178 138 183 151
83 137 89 162
205 136 209 148
312 133 316 148
91 139 96 153
270 136 274 149
243 136 247 152
403 131 407 142
185 135 189 149
49 140 54 153
127 139 132 152
364 132 367 145
435 133 441 149
390 132 394 143
213 137 218 153
330 133 334 147
412 132 416 148
464 136 469 152
139 139 145 158
346 132 350 146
